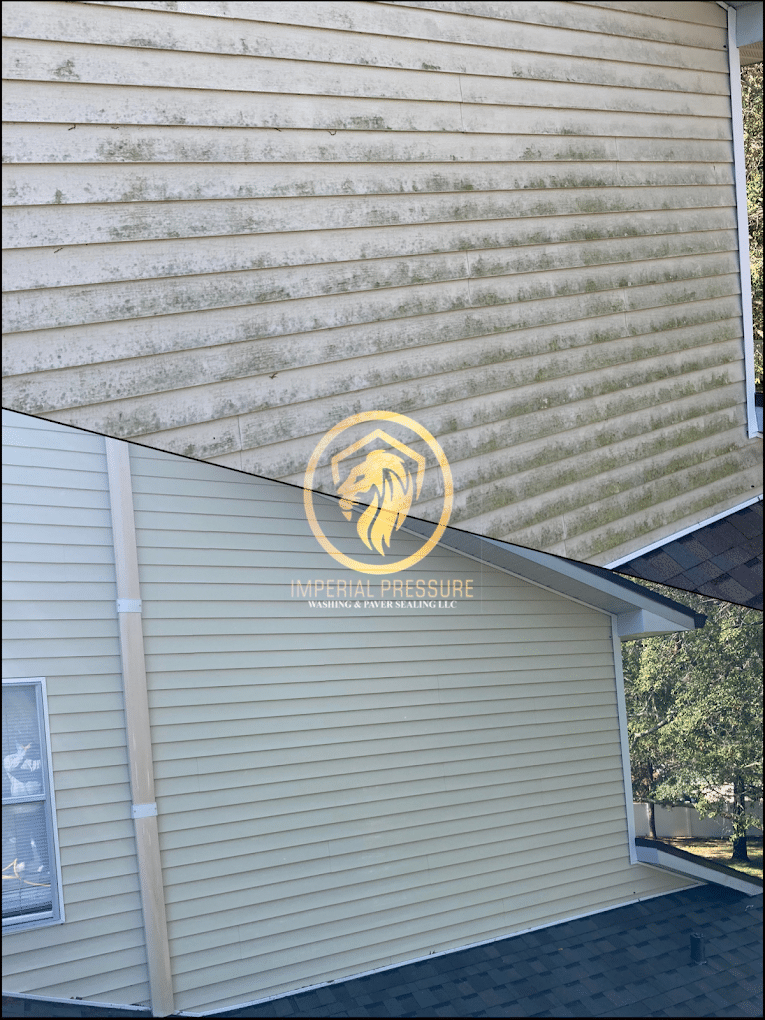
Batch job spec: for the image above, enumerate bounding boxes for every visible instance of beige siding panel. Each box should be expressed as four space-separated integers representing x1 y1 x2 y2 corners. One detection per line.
10 288 742 447
3 39 732 118
2 183 736 252
1 411 150 1007
2 160 736 210
574 2 724 29
88 1 728 71
2 0 758 573
5 1 729 89
124 443 693 1011
3 122 732 165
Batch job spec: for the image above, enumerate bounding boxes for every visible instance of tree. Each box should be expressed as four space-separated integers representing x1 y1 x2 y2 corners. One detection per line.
623 585 763 859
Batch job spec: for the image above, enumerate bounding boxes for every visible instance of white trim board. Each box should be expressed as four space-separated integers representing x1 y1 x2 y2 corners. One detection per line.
718 1 760 438
635 844 762 897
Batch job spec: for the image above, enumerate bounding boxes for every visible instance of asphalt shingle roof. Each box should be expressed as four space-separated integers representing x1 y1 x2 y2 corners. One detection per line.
617 503 763 610
3 885 761 1018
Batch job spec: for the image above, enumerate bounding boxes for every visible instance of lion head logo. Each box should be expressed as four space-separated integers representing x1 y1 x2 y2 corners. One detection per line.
305 413 452 574
336 449 418 556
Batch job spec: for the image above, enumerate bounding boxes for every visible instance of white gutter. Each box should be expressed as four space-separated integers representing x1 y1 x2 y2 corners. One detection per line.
106 438 174 1019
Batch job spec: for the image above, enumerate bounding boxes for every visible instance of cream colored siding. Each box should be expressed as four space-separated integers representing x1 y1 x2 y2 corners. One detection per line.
2 0 761 567
1 412 150 1005
129 442 692 1012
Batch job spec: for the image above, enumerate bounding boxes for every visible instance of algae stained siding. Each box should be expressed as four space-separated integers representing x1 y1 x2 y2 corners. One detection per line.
2 2 761 553
128 441 693 1013
1 411 150 1006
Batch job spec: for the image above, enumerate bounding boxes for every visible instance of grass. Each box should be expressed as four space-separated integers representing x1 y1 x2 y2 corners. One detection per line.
658 836 763 880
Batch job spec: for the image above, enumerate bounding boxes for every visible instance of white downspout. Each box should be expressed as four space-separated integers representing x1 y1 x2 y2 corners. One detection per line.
611 616 638 864
106 438 174 1018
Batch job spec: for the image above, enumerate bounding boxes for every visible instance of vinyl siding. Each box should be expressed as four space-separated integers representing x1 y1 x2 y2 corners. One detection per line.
1 411 150 1007
128 442 692 1013
2 0 761 568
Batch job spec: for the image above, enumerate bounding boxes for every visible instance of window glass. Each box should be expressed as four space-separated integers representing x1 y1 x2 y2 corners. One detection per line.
2 683 56 924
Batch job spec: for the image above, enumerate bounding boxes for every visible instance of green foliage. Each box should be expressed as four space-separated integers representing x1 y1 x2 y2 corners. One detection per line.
742 63 763 390
623 584 763 846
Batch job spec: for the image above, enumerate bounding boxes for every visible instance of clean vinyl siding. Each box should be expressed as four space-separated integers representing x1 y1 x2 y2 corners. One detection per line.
2 0 759 567
129 443 692 1013
1 411 150 1007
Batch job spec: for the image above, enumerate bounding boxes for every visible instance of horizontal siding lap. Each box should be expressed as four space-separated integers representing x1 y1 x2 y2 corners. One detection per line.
139 614 607 639
147 702 618 749
443 402 748 529
31 312 743 444
154 744 621 804
161 797 622 868
2 160 735 208
84 0 727 72
3 1 728 85
2 39 733 118
137 627 610 657
163 860 631 997
3 542 118 565
151 725 617 785
3 219 739 295
161 847 629 955
145 671 617 712
52 759 131 787
170 824 631 925
2 123 732 164
160 797 626 894
159 792 628 912
140 656 619 693
5 957 149 998
2 923 146 970
3 83 734 139
154 759 623 829
145 699 618 741
2 187 737 254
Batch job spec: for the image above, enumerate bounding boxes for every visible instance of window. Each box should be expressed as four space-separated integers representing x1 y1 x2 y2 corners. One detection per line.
2 678 63 929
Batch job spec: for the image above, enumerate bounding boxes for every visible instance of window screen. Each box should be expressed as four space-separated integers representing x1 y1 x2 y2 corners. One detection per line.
2 679 61 927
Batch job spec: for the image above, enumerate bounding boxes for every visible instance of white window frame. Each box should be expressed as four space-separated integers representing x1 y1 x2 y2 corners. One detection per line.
2 677 65 931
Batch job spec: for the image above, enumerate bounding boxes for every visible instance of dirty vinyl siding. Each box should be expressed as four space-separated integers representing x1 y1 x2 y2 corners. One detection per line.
1 411 150 1007
129 443 692 1012
3 0 761 567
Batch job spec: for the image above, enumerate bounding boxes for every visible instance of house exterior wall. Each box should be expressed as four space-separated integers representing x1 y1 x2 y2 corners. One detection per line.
1 409 695 1012
130 439 695 1012
1 412 150 1005
2 0 762 570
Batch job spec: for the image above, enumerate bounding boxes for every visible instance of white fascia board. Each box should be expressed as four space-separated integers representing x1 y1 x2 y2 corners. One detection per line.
390 513 702 638
616 609 695 641
635 843 763 896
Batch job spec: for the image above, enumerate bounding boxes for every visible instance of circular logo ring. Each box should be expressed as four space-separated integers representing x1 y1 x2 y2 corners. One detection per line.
303 411 453 575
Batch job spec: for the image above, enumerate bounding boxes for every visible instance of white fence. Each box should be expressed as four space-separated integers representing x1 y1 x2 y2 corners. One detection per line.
633 802 763 839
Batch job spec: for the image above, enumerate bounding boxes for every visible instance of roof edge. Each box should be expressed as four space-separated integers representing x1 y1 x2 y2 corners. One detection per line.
398 516 704 638
635 837 763 896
